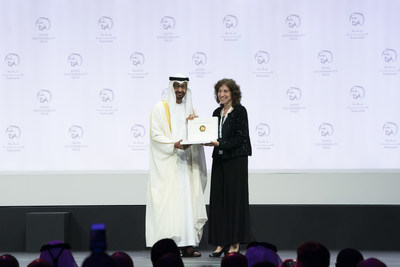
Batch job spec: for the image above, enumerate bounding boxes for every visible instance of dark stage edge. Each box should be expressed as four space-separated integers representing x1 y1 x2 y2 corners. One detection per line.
1 205 400 251
1 250 400 267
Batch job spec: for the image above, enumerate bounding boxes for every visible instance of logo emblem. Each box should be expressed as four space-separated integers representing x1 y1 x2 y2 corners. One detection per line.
255 123 270 137
286 14 301 28
6 126 21 139
255 51 270 65
99 89 114 103
5 53 20 67
69 126 83 139
160 16 175 30
349 13 364 26
130 52 145 66
37 90 52 103
318 50 333 64
98 16 113 30
36 17 51 31
161 88 168 100
287 87 301 101
319 123 334 137
223 15 238 29
68 53 83 67
350 86 365 100
199 125 206 132
383 122 398 136
382 49 397 63
192 52 207 65
131 124 145 138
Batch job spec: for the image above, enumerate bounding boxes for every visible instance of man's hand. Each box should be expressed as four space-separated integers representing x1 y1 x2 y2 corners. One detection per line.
186 114 198 122
174 139 191 150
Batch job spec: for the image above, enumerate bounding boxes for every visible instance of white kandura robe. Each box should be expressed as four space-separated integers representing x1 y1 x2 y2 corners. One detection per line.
146 101 207 247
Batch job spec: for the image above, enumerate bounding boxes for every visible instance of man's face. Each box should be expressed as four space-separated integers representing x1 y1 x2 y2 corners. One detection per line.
173 82 187 102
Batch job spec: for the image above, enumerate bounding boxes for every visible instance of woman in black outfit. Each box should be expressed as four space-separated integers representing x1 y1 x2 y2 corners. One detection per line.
206 78 252 257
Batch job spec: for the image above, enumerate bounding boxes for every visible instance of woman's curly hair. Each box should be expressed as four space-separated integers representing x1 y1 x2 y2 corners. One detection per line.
214 78 242 106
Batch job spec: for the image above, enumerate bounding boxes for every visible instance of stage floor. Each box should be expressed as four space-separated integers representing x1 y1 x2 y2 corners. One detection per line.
1 250 400 267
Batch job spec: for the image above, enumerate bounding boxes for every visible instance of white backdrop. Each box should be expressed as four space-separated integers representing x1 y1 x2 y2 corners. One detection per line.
1 0 400 205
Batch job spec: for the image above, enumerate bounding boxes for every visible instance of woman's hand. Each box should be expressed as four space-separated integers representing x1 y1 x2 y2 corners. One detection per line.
203 141 219 147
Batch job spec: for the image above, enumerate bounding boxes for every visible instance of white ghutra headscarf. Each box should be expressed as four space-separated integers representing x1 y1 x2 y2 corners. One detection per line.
166 73 194 138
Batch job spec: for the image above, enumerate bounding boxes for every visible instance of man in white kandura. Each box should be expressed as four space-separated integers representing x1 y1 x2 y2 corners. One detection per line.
146 73 207 257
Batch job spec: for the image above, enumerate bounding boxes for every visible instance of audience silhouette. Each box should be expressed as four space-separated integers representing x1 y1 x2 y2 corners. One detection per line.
150 238 181 266
296 241 330 267
221 253 248 267
252 261 278 267
245 242 282 267
0 254 19 267
81 223 117 267
356 257 387 267
154 253 184 267
336 248 364 267
27 259 52 267
111 251 134 267
39 240 78 267
1 232 392 267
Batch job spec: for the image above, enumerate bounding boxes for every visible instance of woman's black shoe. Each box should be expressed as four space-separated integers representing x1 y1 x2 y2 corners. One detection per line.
209 246 228 257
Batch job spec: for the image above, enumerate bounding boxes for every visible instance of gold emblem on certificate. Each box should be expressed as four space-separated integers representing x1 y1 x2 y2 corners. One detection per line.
181 117 218 145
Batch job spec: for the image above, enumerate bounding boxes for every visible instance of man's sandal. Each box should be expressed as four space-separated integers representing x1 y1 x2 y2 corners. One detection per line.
180 246 201 257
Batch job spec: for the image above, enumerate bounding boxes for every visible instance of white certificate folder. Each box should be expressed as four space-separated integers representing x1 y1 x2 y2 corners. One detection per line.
181 117 218 145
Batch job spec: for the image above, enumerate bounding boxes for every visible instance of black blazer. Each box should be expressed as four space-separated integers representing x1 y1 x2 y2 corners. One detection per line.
212 104 252 159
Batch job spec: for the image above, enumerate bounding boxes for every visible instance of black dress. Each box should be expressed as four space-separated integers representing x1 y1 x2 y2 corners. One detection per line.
208 104 252 246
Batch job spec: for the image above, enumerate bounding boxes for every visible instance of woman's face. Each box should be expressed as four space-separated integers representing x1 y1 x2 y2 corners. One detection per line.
218 84 232 106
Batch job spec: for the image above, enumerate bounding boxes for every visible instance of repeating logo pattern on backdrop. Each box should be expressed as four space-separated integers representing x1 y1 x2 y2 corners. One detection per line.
65 125 87 151
36 17 51 31
158 16 180 42
348 86 368 113
4 125 24 152
380 122 399 149
97 16 117 43
189 52 212 78
315 50 337 76
161 88 168 100
221 15 241 41
5 53 19 67
97 88 118 115
129 124 147 150
283 87 306 113
33 90 56 115
6 125 21 140
252 51 273 77
32 17 55 43
315 123 338 149
65 53 87 79
129 52 148 79
347 12 368 39
282 14 305 40
3 53 23 80
254 123 274 150
380 49 399 75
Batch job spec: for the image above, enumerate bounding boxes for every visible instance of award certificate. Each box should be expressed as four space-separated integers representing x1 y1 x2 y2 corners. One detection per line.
181 117 218 145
